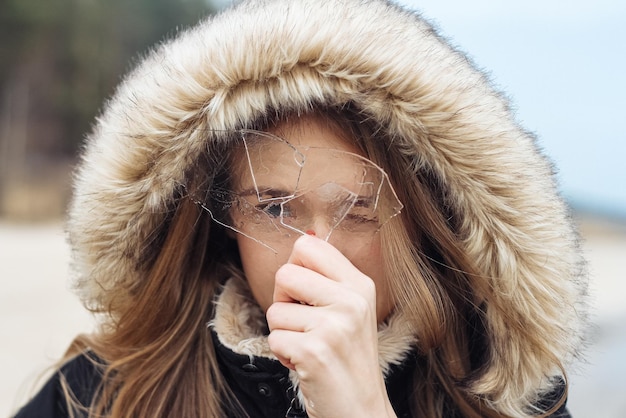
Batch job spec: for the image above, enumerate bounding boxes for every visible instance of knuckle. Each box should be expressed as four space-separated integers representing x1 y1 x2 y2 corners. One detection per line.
265 304 280 325
275 264 298 285
267 329 283 352
274 264 289 283
293 234 314 254
361 276 376 295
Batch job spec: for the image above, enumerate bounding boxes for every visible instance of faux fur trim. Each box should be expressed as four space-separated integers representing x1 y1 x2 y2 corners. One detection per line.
67 0 588 415
210 276 417 411
210 276 275 359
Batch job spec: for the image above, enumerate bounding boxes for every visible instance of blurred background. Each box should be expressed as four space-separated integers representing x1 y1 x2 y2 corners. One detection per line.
1 0 624 417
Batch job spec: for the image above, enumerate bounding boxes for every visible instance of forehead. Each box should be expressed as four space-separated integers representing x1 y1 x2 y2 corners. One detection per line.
266 114 360 153
232 115 368 191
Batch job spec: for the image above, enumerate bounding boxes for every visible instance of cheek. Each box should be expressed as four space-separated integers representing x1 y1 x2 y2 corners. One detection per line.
343 237 393 320
337 234 384 282
362 242 386 295
236 238 290 312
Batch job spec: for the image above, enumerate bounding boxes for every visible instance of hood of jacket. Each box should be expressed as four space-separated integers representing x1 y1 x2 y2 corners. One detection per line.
67 0 587 416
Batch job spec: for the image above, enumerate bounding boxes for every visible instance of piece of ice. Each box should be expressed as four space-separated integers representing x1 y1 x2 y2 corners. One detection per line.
191 130 403 253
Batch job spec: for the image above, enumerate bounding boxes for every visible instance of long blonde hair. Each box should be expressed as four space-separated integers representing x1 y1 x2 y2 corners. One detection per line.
61 105 565 417
63 195 241 416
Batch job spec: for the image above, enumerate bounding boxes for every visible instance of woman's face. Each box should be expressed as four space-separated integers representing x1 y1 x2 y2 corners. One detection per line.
230 114 395 322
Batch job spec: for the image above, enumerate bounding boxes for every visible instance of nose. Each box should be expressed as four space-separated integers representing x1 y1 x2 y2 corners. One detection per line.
307 218 361 262
303 216 333 241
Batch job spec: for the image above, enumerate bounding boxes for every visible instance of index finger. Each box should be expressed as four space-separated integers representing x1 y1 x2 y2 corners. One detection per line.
286 234 359 283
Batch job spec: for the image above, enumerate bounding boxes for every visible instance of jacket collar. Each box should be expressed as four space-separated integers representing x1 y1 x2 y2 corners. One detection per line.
209 276 417 412
211 276 416 372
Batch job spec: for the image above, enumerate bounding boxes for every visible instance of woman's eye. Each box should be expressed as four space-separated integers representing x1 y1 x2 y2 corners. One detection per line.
257 202 281 218
257 202 294 219
340 206 379 230
345 213 378 224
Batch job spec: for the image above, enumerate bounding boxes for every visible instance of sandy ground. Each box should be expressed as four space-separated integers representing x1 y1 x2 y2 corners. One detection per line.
1 217 625 417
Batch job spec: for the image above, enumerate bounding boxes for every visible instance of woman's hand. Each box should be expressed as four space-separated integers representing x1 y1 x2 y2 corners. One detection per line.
266 234 397 418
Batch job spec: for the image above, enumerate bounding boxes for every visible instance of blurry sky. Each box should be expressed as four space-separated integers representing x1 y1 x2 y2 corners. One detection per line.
395 0 626 217
216 1 626 215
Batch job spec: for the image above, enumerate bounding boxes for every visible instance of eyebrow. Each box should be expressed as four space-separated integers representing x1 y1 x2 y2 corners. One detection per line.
237 187 295 199
238 186 377 207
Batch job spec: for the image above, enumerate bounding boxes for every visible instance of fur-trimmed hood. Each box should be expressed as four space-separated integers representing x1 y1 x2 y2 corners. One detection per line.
68 0 587 416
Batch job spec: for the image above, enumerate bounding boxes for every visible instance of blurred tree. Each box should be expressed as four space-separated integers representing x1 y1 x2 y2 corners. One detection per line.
0 0 221 218
0 0 218 157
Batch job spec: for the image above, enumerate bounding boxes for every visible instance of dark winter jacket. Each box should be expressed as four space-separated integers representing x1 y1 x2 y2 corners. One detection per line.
14 339 570 418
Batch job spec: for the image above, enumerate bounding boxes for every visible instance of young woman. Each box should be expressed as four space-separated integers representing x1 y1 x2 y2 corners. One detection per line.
14 0 587 417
